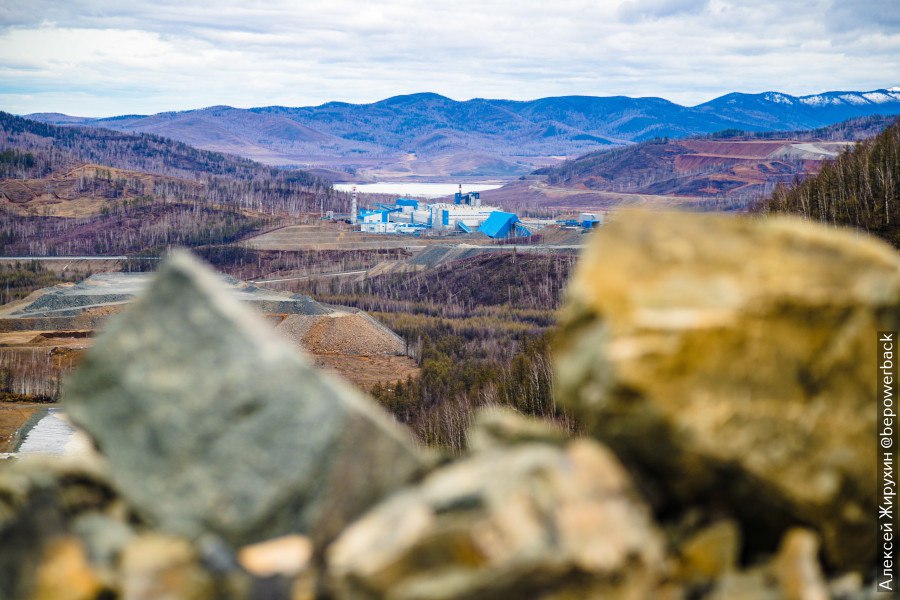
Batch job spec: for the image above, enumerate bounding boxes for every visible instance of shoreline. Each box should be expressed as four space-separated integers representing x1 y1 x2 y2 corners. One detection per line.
0 402 55 454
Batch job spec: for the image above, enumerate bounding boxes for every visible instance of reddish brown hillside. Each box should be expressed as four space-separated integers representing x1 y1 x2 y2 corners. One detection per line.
677 139 789 158
535 130 867 208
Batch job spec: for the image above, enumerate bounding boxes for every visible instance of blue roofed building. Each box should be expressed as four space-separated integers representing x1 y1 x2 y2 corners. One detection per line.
478 211 522 239
395 198 419 210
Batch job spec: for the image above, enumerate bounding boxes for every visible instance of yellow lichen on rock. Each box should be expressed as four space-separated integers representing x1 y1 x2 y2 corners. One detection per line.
556 211 900 570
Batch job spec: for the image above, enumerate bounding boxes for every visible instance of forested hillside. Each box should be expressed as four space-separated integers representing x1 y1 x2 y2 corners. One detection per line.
754 118 899 247
0 113 339 255
292 252 579 450
0 112 332 212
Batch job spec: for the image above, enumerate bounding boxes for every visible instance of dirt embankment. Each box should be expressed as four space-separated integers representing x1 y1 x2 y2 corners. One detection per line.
277 312 406 356
275 311 418 390
0 403 49 453
312 354 419 391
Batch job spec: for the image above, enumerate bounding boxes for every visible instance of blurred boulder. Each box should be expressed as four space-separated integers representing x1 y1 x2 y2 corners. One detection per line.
119 533 216 600
65 251 427 550
679 519 741 586
237 535 317 600
237 534 312 579
30 536 104 600
706 528 832 600
772 528 829 600
0 455 123 600
555 211 900 570
465 406 569 453
327 424 668 600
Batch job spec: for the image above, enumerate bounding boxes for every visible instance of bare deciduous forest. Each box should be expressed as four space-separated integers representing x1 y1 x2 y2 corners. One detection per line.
0 112 346 256
754 118 899 247
196 247 411 282
292 252 580 450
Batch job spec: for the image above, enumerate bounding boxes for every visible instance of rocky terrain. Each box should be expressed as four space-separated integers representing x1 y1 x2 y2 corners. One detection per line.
0 213 896 599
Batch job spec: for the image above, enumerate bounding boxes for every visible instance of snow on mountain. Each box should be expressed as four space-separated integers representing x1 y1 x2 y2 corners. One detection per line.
839 94 869 105
764 93 795 105
798 95 830 106
863 91 900 103
798 89 900 106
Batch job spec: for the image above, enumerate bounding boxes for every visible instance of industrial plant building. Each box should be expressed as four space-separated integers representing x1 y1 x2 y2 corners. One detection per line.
348 185 604 239
355 189 532 239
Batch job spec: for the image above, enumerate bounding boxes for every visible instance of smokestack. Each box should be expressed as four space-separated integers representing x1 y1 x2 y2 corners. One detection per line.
350 185 357 225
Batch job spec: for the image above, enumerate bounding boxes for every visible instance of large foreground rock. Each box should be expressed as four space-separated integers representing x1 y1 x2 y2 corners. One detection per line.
327 425 667 599
0 455 125 600
65 251 427 549
555 211 900 571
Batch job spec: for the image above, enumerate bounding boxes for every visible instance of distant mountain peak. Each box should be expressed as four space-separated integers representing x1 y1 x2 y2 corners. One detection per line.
763 92 795 105
19 86 900 179
797 89 900 107
375 92 454 106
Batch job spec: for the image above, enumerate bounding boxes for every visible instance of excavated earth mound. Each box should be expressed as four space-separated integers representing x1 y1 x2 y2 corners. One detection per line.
277 312 405 356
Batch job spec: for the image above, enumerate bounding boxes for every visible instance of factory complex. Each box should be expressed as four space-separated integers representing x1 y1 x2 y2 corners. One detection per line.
347 187 603 239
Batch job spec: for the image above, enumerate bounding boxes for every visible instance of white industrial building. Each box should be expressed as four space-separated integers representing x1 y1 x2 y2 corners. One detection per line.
347 189 528 237
426 203 502 232
578 212 604 228
359 221 402 233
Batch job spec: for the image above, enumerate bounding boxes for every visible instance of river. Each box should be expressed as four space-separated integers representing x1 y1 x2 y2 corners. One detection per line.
0 405 87 459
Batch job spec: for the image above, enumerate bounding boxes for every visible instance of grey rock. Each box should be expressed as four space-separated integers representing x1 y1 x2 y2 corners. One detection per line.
465 406 569 453
326 437 667 600
71 512 134 576
555 211 900 571
64 251 426 549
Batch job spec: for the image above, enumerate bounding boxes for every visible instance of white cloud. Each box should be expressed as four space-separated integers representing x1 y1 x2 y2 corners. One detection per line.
0 0 897 115
616 0 710 23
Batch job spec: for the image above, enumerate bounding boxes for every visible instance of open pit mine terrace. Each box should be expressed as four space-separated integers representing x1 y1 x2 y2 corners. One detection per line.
0 272 415 419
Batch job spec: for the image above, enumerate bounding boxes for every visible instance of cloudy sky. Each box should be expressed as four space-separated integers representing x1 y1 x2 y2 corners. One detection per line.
1 0 898 116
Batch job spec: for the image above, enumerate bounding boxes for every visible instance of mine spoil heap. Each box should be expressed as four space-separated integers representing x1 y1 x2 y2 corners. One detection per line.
0 267 410 400
0 211 897 600
276 312 406 356
8 272 332 319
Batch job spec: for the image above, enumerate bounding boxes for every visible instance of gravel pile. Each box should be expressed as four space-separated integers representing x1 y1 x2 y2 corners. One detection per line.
10 273 331 318
408 245 517 269
17 292 134 315
409 246 456 267
277 312 405 356
243 296 331 316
